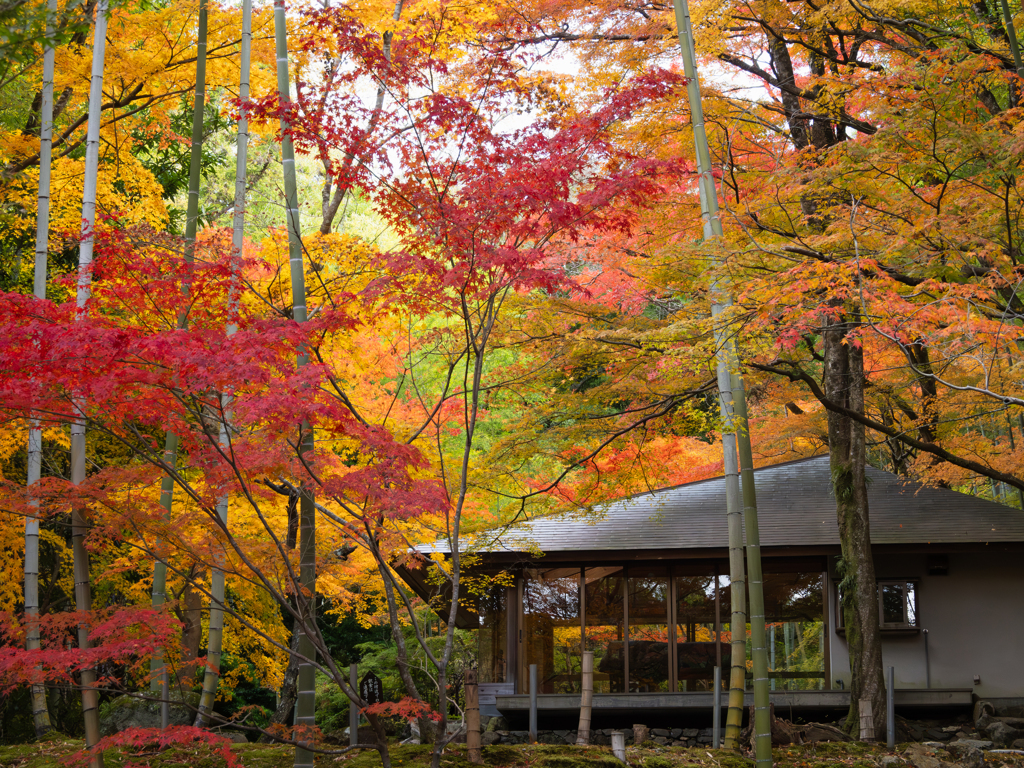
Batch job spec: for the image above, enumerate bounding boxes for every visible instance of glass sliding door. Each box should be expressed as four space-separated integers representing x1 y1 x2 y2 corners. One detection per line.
584 566 626 693
628 566 670 692
522 568 582 693
675 573 723 690
762 572 825 690
478 584 508 684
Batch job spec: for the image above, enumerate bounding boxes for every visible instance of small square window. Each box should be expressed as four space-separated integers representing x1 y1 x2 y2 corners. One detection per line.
835 579 919 631
878 580 918 629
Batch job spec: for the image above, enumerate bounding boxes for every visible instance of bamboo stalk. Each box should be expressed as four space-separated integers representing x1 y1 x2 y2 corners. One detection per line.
152 0 209 703
24 0 57 738
271 1 317 763
71 2 110 764
671 1 770 761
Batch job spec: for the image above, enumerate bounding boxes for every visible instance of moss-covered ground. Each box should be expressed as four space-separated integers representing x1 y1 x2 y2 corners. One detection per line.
2 738 1022 768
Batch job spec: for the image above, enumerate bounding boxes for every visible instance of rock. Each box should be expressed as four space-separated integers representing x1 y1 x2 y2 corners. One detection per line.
984 720 1024 746
635 725 650 743
976 713 996 732
482 731 501 746
219 731 249 744
653 736 669 745
485 717 508 732
903 744 946 768
922 742 947 749
683 728 699 738
946 739 992 751
801 722 853 743
945 740 989 768
1001 706 1024 719
651 728 669 738
1013 739 1024 750
925 729 953 742
880 756 903 767
670 728 682 738
973 701 995 724
99 691 200 737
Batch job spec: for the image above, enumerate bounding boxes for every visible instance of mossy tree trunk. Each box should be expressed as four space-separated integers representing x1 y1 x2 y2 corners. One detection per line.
823 313 886 740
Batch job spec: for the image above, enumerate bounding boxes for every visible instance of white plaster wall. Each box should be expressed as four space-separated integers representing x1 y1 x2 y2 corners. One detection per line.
827 551 1024 699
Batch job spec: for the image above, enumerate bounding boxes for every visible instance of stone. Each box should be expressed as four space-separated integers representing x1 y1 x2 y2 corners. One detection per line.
653 737 669 745
220 731 249 744
635 725 650 743
879 756 903 767
976 713 996 732
902 744 945 768
670 728 682 738
672 740 686 747
651 728 670 738
682 728 699 738
925 729 953 742
482 731 501 746
946 739 993 751
801 723 852 743
99 691 200 737
1013 739 1024 750
486 716 509 732
945 740 988 768
985 720 1024 746
973 701 995 724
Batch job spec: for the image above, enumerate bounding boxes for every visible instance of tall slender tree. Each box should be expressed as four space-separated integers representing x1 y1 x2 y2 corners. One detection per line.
672 0 770 761
71 1 109 764
150 0 209 702
271 0 317 761
23 0 57 738
192 0 251 728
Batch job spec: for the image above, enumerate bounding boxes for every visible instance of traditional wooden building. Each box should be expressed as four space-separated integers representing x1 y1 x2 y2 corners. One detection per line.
399 456 1024 721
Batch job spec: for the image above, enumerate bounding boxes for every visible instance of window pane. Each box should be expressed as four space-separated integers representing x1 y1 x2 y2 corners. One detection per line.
629 567 669 692
676 574 721 691
881 583 905 625
763 572 825 691
585 566 625 693
905 582 917 626
478 584 507 683
524 568 581 693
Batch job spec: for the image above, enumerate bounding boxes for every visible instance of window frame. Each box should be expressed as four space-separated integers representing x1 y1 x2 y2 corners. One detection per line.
835 578 920 632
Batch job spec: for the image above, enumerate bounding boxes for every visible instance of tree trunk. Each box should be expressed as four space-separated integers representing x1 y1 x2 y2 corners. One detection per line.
271 1 317 763
823 314 886 740
152 0 209 698
258 622 300 743
71 3 109 762
25 0 57 736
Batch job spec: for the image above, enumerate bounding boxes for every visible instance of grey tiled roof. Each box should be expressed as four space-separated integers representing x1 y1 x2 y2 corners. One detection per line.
426 456 1024 555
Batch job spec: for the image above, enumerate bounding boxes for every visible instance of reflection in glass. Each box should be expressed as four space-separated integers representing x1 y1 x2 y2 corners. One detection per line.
586 567 625 693
676 574 723 690
763 572 825 690
881 583 904 625
523 568 582 693
628 567 670 692
478 584 507 683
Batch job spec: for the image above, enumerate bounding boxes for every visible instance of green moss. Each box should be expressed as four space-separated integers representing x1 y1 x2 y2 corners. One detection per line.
644 756 674 768
483 745 522 765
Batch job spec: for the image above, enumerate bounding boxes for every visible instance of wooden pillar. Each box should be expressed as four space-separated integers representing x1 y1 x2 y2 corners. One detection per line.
467 669 482 763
